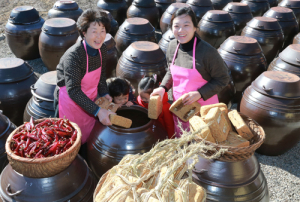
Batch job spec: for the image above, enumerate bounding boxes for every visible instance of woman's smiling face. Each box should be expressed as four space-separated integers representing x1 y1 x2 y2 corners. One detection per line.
172 14 196 44
83 22 106 49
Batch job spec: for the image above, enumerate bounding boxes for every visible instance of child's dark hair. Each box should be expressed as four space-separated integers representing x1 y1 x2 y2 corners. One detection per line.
138 75 159 94
107 77 130 97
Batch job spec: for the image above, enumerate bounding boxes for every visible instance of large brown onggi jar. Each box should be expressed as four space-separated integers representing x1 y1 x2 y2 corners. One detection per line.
241 0 270 17
240 71 300 156
211 0 233 10
39 18 79 71
217 69 236 108
127 0 160 28
87 106 168 178
114 18 157 55
0 155 97 201
47 0 83 22
263 7 299 51
104 34 119 78
197 10 235 49
101 10 119 37
158 29 175 54
279 0 300 27
0 58 38 126
97 0 128 25
241 17 284 65
5 6 44 60
155 0 176 21
187 0 214 22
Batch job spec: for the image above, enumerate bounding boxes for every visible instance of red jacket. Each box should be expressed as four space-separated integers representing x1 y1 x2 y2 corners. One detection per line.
137 93 174 139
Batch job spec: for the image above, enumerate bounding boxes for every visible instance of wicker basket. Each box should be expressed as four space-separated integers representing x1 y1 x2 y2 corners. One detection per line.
5 118 82 178
93 170 109 201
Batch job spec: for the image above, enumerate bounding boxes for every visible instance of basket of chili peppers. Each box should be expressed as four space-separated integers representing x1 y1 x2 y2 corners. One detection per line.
5 117 81 178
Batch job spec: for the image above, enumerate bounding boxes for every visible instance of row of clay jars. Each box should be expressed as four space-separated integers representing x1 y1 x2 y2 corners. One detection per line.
241 0 270 17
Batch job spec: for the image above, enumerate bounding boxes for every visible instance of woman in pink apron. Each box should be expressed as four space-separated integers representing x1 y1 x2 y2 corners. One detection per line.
151 7 230 137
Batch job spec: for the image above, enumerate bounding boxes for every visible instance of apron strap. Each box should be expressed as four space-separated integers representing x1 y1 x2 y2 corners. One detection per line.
171 43 181 65
171 37 197 68
82 40 103 73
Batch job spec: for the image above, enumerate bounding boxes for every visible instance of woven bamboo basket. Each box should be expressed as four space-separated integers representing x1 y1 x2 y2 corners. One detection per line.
5 118 82 178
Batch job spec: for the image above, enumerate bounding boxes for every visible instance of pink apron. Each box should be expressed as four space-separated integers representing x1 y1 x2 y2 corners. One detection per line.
170 37 219 137
59 40 102 144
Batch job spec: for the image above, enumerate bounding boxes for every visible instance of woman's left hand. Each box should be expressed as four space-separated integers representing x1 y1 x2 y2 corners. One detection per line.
182 91 201 105
104 94 112 102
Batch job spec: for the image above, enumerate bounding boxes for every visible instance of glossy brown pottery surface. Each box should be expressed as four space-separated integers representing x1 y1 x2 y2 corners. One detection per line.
241 17 284 65
101 10 119 37
217 69 236 108
218 36 267 104
268 0 279 7
263 7 299 50
191 155 269 201
39 18 79 71
241 0 270 17
0 58 38 126
279 0 300 26
5 6 44 60
104 34 118 78
160 3 190 33
97 0 128 25
240 71 300 156
197 10 235 49
223 3 253 35
155 0 176 20
158 28 175 54
114 18 156 55
47 0 83 22
0 155 97 202
211 0 233 10
187 0 214 22
87 106 168 178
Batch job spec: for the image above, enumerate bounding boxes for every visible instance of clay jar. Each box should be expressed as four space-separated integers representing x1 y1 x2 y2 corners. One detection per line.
104 34 119 78
0 155 97 201
197 10 235 49
0 58 38 126
223 3 253 35
187 0 214 22
263 7 299 51
87 106 168 178
5 6 44 60
158 29 175 54
39 18 79 71
47 0 83 22
240 71 300 156
211 0 233 10
97 0 128 25
101 10 119 37
241 17 284 64
293 32 300 44
114 18 156 55
160 3 190 34
268 0 279 7
217 70 236 108
155 0 176 20
116 41 167 95
23 71 57 122
279 0 300 27
192 155 269 201
241 0 270 17
218 36 267 104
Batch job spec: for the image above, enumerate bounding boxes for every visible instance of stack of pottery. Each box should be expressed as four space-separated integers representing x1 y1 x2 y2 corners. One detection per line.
187 0 214 22
211 0 233 10
127 0 160 28
87 106 168 178
241 17 284 64
223 3 253 35
160 3 190 33
0 58 37 126
116 41 167 94
47 0 83 22
263 7 299 50
97 0 128 25
279 0 300 26
197 10 235 48
218 36 267 104
158 29 175 54
155 0 176 20
99 10 119 37
5 6 44 60
114 18 156 55
23 71 57 122
104 34 119 78
39 18 79 71
241 0 270 17
241 71 300 156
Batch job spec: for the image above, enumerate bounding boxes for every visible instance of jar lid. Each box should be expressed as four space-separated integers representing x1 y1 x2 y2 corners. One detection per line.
219 36 263 56
166 3 190 14
31 71 57 101
263 7 296 22
223 3 252 13
42 18 77 35
104 33 116 50
162 29 175 42
53 0 79 11
279 0 300 8
187 0 213 7
155 0 176 3
133 0 156 7
252 71 300 99
246 17 281 30
8 6 41 25
0 112 10 137
202 10 233 22
279 44 300 66
120 18 155 35
123 41 166 64
0 58 34 84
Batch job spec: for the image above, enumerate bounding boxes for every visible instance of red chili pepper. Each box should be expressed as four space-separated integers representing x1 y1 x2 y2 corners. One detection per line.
56 131 69 137
35 119 51 128
45 142 59 157
30 117 35 129
27 133 39 141
71 130 77 144
63 141 72 152
13 132 24 139
34 150 43 158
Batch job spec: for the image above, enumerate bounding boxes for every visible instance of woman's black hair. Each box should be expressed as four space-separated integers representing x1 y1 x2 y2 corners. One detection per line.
77 9 111 38
107 77 130 98
138 75 159 94
170 7 198 30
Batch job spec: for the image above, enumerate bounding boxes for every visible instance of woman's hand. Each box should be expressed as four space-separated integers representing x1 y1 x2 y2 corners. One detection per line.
150 87 165 101
182 91 201 105
97 108 115 126
104 94 112 102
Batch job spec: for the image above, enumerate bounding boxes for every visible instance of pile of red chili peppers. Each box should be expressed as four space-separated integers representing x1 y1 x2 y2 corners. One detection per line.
10 118 77 158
